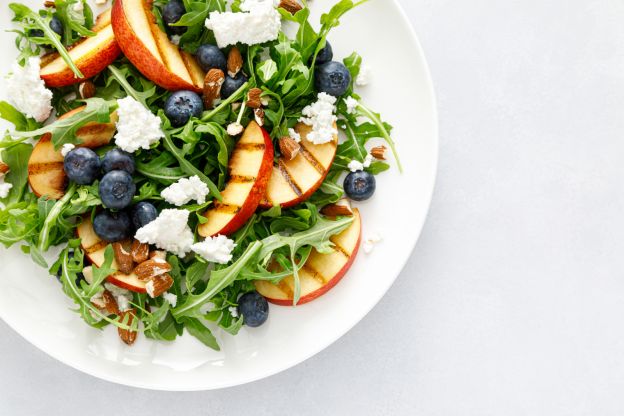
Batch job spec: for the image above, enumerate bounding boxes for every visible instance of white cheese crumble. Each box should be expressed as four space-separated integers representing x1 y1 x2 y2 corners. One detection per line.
299 93 338 145
114 97 164 153
5 57 53 123
0 177 12 198
205 0 281 48
348 153 373 172
145 280 155 298
288 127 301 143
229 306 239 318
345 96 359 114
161 175 209 206
191 235 236 264
61 143 75 157
135 209 194 257
170 35 181 46
227 122 244 136
356 64 372 86
362 232 382 254
95 0 108 4
163 292 178 307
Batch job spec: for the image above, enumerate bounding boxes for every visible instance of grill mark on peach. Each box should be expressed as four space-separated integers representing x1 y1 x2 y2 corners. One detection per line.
76 123 114 138
302 264 327 285
85 240 108 254
277 280 294 298
227 175 256 183
236 143 265 151
298 146 325 174
278 160 302 196
28 162 65 174
212 202 241 214
329 240 351 258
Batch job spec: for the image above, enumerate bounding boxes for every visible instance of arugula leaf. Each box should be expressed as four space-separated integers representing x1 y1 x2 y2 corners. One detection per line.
38 183 77 252
181 316 220 350
85 245 115 297
54 0 95 45
1 143 33 205
0 101 40 131
107 65 157 108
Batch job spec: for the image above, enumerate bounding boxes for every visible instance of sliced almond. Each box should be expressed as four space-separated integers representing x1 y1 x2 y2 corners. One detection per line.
321 199 353 217
279 0 303 14
78 81 96 99
112 241 134 275
247 88 263 109
279 136 301 161
44 1 55 7
131 240 149 264
117 309 138 346
102 290 121 315
134 258 172 281
227 46 243 78
370 145 387 160
254 108 265 126
0 162 9 175
203 68 225 109
82 266 94 284
146 273 174 298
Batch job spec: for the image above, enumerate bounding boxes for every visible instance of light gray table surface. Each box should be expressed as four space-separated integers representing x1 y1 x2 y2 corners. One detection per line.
3 1 624 414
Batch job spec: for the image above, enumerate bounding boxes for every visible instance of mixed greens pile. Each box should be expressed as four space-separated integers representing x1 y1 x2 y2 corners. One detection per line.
0 0 398 350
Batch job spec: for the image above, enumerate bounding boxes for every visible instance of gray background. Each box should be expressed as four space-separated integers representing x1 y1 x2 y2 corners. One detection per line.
3 0 624 414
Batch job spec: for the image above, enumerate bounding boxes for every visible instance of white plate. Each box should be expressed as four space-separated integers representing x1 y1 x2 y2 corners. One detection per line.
0 0 437 390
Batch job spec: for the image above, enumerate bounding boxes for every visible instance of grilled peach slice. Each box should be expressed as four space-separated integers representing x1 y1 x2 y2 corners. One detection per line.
27 106 118 200
77 218 147 293
260 123 338 209
111 0 205 92
255 209 362 305
40 8 121 87
198 121 274 237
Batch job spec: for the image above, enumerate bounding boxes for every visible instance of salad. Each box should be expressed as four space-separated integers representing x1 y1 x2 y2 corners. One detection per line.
0 0 399 350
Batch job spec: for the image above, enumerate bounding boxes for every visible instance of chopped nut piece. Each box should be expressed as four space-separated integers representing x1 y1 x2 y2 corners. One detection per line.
0 162 9 175
279 136 301 161
247 88 263 109
101 290 121 315
254 108 265 126
321 199 354 217
44 1 55 7
227 46 243 78
78 81 96 99
370 145 387 160
134 259 172 281
82 266 94 284
118 309 138 346
112 241 134 274
149 250 167 261
131 240 149 264
203 68 225 109
279 0 303 15
146 273 174 298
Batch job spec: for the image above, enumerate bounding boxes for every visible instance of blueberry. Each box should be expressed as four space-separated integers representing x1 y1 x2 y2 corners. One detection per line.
93 210 133 242
164 90 204 127
315 41 333 65
64 147 102 185
195 44 226 72
99 170 136 210
50 17 63 37
102 148 135 175
237 291 269 327
163 0 187 35
315 61 351 97
131 202 158 229
344 170 376 201
28 29 44 38
221 73 248 99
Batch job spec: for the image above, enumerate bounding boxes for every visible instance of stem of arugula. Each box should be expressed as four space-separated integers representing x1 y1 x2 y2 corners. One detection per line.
38 183 77 252
201 82 250 122
357 103 404 173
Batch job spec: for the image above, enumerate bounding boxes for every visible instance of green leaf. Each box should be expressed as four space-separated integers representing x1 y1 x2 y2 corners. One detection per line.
85 245 116 297
1 143 33 205
257 59 278 83
181 317 220 350
0 101 39 131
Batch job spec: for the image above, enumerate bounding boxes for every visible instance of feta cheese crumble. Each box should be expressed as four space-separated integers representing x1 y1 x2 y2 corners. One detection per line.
345 96 359 114
362 232 382 254
299 93 338 145
348 153 373 172
229 306 239 318
135 209 194 257
170 35 181 46
288 128 301 143
161 175 209 206
61 143 75 157
191 235 236 264
205 0 281 48
0 169 12 199
114 97 164 153
145 280 155 298
6 57 53 123
227 122 244 136
356 64 372 86
163 292 178 307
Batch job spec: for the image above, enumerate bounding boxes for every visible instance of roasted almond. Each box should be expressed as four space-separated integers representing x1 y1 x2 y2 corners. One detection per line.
102 290 121 315
254 108 265 126
279 0 303 15
247 88 263 109
44 1 55 7
227 46 243 78
78 81 96 99
321 199 354 217
203 68 225 109
146 273 174 298
131 240 149 264
279 136 301 161
370 145 387 160
117 309 138 346
134 258 172 281
112 241 134 275
0 162 9 175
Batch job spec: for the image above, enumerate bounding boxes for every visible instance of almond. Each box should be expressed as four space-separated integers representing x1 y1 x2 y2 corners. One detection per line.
227 46 243 78
0 162 9 175
44 1 55 7
321 199 354 217
117 309 138 346
112 241 134 275
146 273 174 298
150 250 167 261
203 68 225 109
279 136 301 161
254 108 265 126
131 240 149 264
279 0 303 14
102 290 120 315
82 266 94 284
370 145 387 160
247 88 263 109
78 81 96 99
134 258 172 281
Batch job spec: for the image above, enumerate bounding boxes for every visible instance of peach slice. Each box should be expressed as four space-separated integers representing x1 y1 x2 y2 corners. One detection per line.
198 121 274 237
260 123 338 209
27 106 118 200
77 218 147 293
111 0 204 92
40 9 121 87
255 209 361 305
